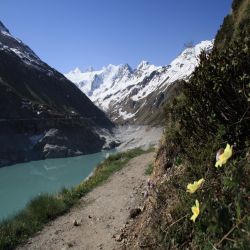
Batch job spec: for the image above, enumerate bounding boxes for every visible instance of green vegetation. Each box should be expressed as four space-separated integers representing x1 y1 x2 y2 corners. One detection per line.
145 162 154 175
147 1 250 249
161 47 250 247
0 148 150 250
215 0 250 49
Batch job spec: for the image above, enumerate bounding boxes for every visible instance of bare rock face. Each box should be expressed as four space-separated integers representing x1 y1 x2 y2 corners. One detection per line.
35 128 105 159
37 128 101 159
43 144 68 158
103 140 121 150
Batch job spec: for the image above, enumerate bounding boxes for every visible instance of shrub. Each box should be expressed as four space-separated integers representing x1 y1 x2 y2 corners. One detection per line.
158 16 250 250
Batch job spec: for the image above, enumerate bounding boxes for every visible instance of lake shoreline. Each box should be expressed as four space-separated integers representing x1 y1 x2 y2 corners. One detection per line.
17 151 155 250
0 125 162 169
0 148 152 250
0 126 162 221
0 151 111 221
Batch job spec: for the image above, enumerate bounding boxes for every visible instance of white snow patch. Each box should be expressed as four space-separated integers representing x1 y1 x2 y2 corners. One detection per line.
118 108 135 120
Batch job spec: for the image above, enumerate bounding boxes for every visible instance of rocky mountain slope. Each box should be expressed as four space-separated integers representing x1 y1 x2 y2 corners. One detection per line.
65 40 213 124
0 21 113 167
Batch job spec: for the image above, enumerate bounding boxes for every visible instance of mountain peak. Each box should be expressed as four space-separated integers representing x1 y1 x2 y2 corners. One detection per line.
194 40 214 53
0 21 10 34
137 60 150 70
104 64 117 70
72 67 82 74
65 39 213 120
173 40 213 64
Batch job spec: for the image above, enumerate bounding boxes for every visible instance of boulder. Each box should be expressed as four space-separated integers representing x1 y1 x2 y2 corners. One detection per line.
43 144 68 158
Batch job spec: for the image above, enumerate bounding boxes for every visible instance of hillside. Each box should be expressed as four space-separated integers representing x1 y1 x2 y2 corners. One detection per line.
121 0 250 249
0 21 113 167
215 0 250 49
65 41 213 124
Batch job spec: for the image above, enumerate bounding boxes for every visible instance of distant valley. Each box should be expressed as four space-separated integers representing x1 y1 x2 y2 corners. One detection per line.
0 19 213 167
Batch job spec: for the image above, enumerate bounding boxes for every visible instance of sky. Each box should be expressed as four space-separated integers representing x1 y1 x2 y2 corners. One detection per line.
0 0 232 73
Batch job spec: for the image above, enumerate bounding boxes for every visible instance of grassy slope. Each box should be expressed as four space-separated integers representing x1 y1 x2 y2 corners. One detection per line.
124 0 250 249
0 148 152 250
215 0 250 49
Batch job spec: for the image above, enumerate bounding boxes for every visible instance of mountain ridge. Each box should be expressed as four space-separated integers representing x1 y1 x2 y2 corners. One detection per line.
0 21 113 167
65 40 213 124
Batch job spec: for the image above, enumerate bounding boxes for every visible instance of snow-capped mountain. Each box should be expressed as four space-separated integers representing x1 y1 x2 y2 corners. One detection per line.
0 21 113 167
65 64 134 102
0 21 52 73
65 40 213 124
0 20 112 127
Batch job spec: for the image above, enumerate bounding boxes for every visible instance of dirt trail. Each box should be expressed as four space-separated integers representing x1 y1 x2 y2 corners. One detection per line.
18 152 154 250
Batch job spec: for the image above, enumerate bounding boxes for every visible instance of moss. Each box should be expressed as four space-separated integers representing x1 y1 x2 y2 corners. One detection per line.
145 162 154 175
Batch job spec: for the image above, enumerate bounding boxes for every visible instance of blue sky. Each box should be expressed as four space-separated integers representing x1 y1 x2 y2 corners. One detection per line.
0 0 232 73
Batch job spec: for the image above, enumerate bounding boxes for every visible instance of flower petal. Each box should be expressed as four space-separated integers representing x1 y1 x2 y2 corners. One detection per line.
190 200 200 222
215 144 233 167
195 199 199 207
186 179 204 193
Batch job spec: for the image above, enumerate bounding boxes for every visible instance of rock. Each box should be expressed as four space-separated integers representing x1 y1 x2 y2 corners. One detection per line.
143 190 148 198
43 144 68 158
67 242 75 248
97 243 103 249
34 127 104 160
129 208 142 219
115 233 125 242
109 140 121 149
164 159 173 170
43 128 60 142
139 205 145 212
73 219 80 226
103 140 121 150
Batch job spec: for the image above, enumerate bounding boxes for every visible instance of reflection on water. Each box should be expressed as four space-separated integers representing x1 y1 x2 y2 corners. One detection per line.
0 151 111 220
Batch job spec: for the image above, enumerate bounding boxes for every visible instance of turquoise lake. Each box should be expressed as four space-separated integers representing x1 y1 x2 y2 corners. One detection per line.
0 151 111 221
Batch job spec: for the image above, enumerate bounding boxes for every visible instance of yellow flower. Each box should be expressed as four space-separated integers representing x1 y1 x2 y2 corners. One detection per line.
215 144 233 168
186 178 204 194
190 200 200 222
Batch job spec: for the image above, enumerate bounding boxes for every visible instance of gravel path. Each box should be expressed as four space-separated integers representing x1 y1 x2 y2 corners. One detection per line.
18 152 154 250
